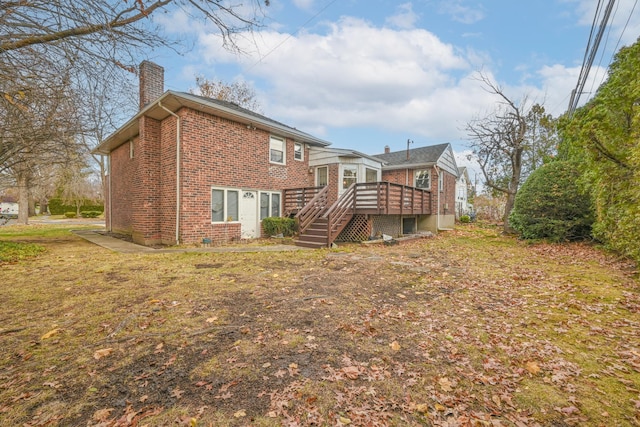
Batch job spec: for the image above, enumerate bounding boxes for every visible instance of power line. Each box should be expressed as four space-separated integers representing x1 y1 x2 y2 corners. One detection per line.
246 0 339 72
567 0 616 115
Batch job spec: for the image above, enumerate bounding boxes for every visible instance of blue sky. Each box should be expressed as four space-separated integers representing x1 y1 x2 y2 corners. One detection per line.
149 0 640 178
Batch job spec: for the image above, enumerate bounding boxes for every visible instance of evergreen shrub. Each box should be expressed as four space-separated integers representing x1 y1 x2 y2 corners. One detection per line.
509 161 593 242
262 217 296 237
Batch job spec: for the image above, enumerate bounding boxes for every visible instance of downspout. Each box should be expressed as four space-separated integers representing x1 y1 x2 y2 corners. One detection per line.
108 155 112 232
434 165 441 231
158 102 181 245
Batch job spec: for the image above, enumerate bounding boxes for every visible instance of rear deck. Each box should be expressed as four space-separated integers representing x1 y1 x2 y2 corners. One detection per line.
284 182 432 248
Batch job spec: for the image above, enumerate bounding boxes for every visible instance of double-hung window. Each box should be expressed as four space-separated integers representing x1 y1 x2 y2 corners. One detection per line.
270 136 285 164
294 142 303 161
211 188 239 222
415 170 431 189
260 192 281 220
342 165 357 189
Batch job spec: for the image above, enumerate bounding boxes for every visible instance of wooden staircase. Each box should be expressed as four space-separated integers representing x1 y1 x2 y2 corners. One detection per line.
294 184 356 248
296 217 329 248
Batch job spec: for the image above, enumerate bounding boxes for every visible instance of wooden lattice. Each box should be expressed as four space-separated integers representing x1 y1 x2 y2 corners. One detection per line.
371 215 401 237
336 215 371 242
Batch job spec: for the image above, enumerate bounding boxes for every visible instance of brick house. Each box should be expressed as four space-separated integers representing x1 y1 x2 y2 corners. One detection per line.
95 61 459 247
372 144 460 232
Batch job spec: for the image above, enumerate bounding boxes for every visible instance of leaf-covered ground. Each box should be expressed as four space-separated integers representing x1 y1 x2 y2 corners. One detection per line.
0 225 639 426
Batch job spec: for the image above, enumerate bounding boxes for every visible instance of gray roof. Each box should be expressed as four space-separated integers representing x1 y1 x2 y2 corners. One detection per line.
372 143 450 169
93 90 331 155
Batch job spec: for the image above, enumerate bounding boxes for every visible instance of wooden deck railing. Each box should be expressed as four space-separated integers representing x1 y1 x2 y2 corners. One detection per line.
352 182 432 215
295 186 329 234
283 186 325 215
325 184 356 245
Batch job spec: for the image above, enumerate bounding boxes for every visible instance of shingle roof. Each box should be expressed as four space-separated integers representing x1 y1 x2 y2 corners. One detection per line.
372 143 450 167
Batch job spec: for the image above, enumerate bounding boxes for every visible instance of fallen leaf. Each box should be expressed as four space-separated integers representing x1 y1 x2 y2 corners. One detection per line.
339 415 352 424
92 408 114 421
390 341 401 351
525 361 541 375
438 377 453 392
341 366 360 380
139 395 148 403
93 348 113 360
41 329 61 340
171 387 184 399
233 409 246 418
205 316 218 323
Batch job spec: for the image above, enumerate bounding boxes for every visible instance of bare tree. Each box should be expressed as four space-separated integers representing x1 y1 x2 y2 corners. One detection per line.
191 75 262 113
1 0 269 222
466 74 529 233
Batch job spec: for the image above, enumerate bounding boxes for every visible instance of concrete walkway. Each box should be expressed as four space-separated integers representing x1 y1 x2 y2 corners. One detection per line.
72 229 309 254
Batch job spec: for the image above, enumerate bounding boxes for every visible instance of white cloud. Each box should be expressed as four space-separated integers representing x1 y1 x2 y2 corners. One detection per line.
386 3 420 29
438 0 485 24
195 17 531 142
292 0 315 11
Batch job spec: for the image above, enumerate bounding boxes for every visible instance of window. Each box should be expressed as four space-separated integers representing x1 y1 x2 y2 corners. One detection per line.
365 168 378 183
415 170 430 189
270 136 285 164
211 188 239 222
294 142 303 161
129 140 134 159
317 166 328 187
343 165 357 189
439 171 444 191
260 192 281 220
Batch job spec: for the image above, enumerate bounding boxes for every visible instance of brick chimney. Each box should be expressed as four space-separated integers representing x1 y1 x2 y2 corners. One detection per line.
139 61 164 110
384 145 390 154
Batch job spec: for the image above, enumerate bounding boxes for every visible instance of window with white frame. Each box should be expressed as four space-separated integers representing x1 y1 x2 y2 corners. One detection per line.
342 165 357 189
415 170 430 189
439 171 444 191
270 136 285 164
259 192 282 220
211 188 239 222
365 168 378 183
294 142 303 161
317 166 328 187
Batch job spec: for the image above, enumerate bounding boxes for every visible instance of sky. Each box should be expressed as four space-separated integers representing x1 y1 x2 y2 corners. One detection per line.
149 0 640 180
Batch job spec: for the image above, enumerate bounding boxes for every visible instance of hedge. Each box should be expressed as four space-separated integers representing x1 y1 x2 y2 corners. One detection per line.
48 198 104 215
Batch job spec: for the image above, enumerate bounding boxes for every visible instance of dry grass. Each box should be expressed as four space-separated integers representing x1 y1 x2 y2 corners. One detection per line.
0 224 638 426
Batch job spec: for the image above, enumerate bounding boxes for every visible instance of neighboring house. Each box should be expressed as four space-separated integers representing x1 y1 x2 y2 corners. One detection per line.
372 144 459 231
95 61 458 247
455 166 472 219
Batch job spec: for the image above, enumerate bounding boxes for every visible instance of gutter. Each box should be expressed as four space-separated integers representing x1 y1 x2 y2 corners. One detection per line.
158 101 181 245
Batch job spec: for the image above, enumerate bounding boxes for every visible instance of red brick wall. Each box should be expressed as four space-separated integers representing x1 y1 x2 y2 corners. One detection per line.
106 107 316 245
109 139 137 234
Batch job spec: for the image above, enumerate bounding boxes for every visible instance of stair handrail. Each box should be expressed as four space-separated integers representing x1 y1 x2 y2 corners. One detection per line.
324 183 357 245
296 185 330 234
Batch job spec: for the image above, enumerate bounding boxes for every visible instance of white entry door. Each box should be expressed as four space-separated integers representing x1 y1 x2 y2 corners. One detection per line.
239 191 258 239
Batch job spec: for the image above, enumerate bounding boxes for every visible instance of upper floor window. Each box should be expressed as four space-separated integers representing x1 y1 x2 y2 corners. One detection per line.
294 142 303 161
415 170 430 189
270 136 285 164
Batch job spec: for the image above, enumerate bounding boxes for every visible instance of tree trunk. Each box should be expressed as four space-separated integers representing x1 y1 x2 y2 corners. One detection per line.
17 171 30 224
503 190 516 234
28 196 36 216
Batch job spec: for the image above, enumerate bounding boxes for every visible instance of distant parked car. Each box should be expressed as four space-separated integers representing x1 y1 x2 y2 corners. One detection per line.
0 202 19 220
